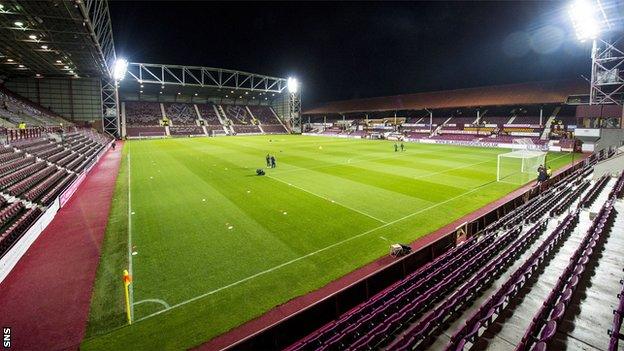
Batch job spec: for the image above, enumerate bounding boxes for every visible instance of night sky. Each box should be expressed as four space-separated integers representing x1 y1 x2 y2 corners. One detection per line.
109 1 592 107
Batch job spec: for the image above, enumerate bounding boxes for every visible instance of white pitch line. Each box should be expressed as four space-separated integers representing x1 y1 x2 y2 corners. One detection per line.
127 153 134 321
133 298 171 309
266 174 387 224
133 179 499 323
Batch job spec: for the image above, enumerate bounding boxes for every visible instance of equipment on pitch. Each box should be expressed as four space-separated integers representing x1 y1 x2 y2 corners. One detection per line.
390 243 412 257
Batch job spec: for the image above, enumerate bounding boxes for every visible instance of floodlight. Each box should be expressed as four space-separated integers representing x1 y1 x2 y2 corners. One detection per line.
40 45 48 49
28 34 36 40
14 21 23 27
569 0 600 41
287 77 299 94
113 58 128 81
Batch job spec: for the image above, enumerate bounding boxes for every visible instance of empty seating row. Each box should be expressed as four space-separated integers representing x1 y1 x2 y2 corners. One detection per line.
550 180 590 217
580 175 610 208
39 173 76 206
390 223 547 351
447 212 579 350
0 202 25 229
233 125 261 134
0 156 35 177
517 200 616 351
291 227 520 351
608 275 624 351
287 235 486 351
0 151 24 164
6 165 56 196
261 124 288 134
0 208 42 257
0 162 46 189
608 171 624 199
22 169 69 203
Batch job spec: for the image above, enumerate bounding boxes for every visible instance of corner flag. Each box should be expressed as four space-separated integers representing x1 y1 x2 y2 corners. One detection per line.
123 269 132 324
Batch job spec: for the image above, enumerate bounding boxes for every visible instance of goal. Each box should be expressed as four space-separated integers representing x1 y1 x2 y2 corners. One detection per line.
497 149 546 184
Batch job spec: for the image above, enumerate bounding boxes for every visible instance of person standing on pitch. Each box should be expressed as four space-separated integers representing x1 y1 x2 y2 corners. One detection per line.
270 155 276 168
394 143 398 152
266 154 271 167
400 143 405 152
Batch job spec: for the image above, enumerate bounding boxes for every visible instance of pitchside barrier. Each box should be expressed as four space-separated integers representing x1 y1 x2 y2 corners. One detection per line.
224 158 586 351
0 140 113 283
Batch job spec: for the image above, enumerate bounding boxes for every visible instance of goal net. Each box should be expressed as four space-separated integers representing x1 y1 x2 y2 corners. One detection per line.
497 149 546 184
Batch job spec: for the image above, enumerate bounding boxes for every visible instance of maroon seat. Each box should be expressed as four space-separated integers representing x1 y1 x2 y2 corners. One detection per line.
539 320 557 342
549 302 566 322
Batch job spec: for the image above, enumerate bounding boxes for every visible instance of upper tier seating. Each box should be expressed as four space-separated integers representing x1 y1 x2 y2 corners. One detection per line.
248 106 280 124
125 101 162 126
197 104 222 124
164 103 198 125
512 116 542 125
0 86 67 127
223 105 253 124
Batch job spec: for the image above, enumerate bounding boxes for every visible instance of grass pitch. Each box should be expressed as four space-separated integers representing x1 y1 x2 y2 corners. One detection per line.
84 135 573 350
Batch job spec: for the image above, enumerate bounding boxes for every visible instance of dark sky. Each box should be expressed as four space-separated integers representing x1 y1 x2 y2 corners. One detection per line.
109 1 592 107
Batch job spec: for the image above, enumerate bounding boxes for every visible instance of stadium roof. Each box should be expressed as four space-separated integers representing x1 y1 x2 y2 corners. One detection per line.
0 0 116 79
303 80 588 115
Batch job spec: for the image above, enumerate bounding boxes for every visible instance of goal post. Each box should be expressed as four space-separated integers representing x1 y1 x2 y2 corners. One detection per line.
497 149 546 184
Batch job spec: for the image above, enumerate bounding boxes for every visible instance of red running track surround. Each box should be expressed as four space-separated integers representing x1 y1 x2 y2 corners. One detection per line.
0 142 122 351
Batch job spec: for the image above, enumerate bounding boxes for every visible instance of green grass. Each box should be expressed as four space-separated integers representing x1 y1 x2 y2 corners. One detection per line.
83 135 573 350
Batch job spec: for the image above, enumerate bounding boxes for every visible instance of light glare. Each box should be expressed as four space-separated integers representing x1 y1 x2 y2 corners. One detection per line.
287 77 299 94
569 0 600 41
113 58 128 81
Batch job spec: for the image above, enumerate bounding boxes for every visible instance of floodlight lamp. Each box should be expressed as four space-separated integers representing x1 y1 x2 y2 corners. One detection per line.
287 77 299 94
113 58 128 81
569 0 600 41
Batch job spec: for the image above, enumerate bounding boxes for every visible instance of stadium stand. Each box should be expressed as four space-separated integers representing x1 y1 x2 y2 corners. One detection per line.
248 105 288 133
164 103 205 136
0 86 68 127
283 158 624 351
0 129 111 258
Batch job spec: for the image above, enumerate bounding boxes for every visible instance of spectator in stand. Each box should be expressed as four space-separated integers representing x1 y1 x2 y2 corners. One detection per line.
536 165 547 187
18 121 26 137
546 166 552 179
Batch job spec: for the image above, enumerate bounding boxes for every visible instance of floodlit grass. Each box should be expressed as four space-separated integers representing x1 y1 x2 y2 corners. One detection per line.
83 135 573 350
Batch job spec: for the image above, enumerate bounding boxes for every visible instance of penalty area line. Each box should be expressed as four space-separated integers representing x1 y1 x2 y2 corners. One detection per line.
133 179 499 324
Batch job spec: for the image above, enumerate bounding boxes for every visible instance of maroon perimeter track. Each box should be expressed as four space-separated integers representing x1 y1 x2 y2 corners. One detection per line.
0 143 122 351
199 154 590 351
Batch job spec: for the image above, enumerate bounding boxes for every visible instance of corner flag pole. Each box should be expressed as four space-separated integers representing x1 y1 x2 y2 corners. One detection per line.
123 269 132 324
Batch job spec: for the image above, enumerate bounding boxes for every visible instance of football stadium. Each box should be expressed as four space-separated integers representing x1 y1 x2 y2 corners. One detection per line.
0 1 624 351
